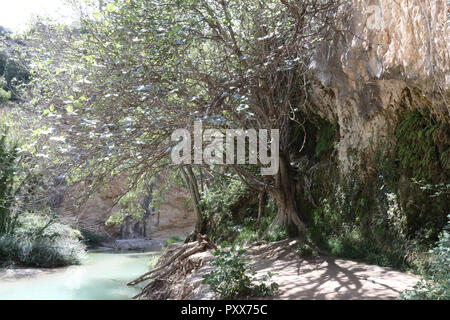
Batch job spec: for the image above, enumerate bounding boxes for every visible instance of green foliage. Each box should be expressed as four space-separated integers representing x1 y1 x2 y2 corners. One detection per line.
400 215 450 300
0 234 85 268
202 178 256 243
262 225 289 243
202 245 278 299
202 176 279 244
0 213 85 267
13 212 81 241
105 176 166 229
413 180 450 199
0 126 44 236
0 87 10 103
315 120 339 158
202 178 251 219
0 51 6 76
300 119 449 271
105 188 147 227
164 236 183 248
0 129 19 234
395 110 450 181
1 57 30 99
0 127 86 267
305 162 415 269
389 111 449 240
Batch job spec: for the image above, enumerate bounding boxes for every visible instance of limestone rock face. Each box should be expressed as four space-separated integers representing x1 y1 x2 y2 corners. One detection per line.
145 186 196 239
343 0 448 85
57 175 195 241
118 182 196 240
310 0 449 170
57 181 125 239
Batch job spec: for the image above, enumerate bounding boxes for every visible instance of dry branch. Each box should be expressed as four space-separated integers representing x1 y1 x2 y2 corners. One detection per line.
128 234 216 289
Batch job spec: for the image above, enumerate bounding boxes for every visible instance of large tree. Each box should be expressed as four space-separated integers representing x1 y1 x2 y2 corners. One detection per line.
28 0 345 238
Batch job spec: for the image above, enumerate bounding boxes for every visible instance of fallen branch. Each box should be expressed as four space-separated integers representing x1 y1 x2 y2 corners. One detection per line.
128 234 216 288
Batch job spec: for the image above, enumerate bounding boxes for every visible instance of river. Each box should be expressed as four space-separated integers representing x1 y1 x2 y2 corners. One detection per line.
0 251 161 300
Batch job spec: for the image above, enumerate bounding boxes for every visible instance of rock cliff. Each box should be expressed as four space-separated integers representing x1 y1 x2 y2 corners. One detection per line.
310 0 449 169
57 174 195 242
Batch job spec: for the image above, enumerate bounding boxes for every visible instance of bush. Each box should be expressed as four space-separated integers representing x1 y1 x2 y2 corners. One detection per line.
0 87 10 103
202 175 280 244
164 236 183 248
202 245 278 299
0 234 85 268
3 59 30 99
400 215 450 300
0 126 86 268
0 129 19 234
202 178 257 243
14 212 79 239
0 52 6 76
304 161 433 270
395 110 450 181
262 224 289 243
0 212 86 268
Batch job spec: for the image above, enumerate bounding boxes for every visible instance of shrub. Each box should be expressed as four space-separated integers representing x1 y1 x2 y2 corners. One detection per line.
0 126 86 267
202 245 278 299
262 224 289 243
0 129 19 234
0 52 6 76
0 212 86 267
400 215 450 300
202 178 257 243
202 175 280 244
395 110 450 181
0 87 10 103
315 120 339 158
164 236 183 248
3 59 30 99
0 234 85 268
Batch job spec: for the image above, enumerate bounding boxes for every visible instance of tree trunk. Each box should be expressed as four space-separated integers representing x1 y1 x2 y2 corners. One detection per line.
256 191 264 231
180 166 204 242
267 155 306 239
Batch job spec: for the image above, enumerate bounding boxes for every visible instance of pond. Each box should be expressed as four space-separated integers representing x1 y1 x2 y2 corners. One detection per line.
0 251 160 300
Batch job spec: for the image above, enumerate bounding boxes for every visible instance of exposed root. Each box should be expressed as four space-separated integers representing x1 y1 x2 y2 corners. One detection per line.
128 234 216 299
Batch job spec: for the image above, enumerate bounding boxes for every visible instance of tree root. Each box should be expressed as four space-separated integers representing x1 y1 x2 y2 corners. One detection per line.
128 234 216 298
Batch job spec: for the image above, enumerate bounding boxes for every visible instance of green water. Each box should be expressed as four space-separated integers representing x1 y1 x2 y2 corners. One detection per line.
0 251 160 300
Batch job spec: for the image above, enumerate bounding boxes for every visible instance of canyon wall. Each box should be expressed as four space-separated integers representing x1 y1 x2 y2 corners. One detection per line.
57 175 195 241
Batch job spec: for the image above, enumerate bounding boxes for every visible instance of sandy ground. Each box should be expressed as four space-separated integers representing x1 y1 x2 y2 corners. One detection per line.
245 240 419 300
169 239 419 300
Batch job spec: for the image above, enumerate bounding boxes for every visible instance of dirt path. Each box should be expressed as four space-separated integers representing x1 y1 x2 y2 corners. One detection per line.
140 239 419 300
245 240 418 300
157 240 418 300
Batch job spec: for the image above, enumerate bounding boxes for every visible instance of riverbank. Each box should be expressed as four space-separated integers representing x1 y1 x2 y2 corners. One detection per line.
97 238 167 251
